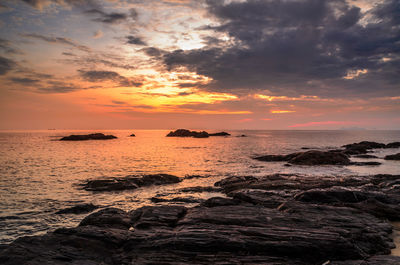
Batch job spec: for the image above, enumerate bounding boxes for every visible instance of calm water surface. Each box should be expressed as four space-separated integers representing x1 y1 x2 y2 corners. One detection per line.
0 130 399 244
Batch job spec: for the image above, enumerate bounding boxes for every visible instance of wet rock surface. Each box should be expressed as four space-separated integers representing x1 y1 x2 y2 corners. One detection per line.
55 203 99 214
2 174 400 264
60 133 117 141
82 174 181 192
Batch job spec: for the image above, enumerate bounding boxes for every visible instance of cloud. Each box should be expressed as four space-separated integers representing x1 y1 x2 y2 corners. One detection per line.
22 33 90 52
162 0 400 98
126 35 146 46
84 8 137 24
93 30 103 39
78 69 142 87
19 0 99 11
36 80 84 93
0 56 15 75
9 77 39 85
0 38 21 55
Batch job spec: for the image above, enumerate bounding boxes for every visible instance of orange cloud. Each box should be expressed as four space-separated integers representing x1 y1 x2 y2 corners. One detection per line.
271 110 295 114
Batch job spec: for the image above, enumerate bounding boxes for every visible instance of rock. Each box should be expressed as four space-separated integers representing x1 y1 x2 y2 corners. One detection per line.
201 197 241 207
130 205 187 228
56 203 99 214
253 154 291 162
385 142 400 148
60 133 117 141
150 196 203 204
350 161 382 166
209 132 230 136
166 129 209 138
384 153 400 160
129 133 135 137
179 186 222 193
2 174 400 264
354 154 379 158
343 141 386 150
254 151 350 165
79 208 132 229
238 134 247 137
289 150 350 165
82 174 181 192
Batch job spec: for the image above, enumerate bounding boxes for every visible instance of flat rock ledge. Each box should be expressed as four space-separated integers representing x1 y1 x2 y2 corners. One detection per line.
2 174 400 264
81 174 181 192
60 133 117 141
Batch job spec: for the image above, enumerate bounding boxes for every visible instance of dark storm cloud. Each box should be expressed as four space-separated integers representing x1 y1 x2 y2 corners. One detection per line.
126 35 146 46
162 0 400 97
79 70 142 87
0 56 15 75
22 33 91 52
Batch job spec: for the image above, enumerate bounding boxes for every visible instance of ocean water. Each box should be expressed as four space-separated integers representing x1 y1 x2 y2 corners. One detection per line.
0 129 399 244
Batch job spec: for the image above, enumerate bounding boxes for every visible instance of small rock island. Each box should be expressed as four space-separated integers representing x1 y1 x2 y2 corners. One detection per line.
166 129 230 138
60 133 117 141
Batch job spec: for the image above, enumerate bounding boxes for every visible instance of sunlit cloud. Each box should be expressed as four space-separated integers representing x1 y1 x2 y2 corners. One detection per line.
271 110 296 114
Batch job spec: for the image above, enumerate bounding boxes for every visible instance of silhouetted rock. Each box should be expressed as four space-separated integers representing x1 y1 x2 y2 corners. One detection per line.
290 150 350 165
343 141 386 150
350 161 382 166
150 196 203 204
179 186 222 193
56 203 99 214
166 129 209 138
354 154 378 158
255 150 350 165
386 142 400 148
79 208 131 229
129 133 135 137
82 174 181 192
60 133 117 141
201 197 241 207
209 132 230 136
385 153 400 160
238 134 247 137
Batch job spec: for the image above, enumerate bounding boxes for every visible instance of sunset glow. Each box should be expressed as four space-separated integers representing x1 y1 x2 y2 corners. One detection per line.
0 0 399 129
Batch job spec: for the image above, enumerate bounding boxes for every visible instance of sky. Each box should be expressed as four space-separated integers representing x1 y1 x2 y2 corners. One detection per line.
0 0 399 130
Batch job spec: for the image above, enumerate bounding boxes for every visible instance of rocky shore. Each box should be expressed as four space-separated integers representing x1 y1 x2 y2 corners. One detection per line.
1 140 399 264
1 172 400 264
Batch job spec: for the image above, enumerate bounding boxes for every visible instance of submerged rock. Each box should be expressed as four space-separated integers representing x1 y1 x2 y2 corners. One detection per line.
56 203 99 214
385 153 400 160
60 133 117 141
166 129 209 138
129 133 135 137
82 174 181 192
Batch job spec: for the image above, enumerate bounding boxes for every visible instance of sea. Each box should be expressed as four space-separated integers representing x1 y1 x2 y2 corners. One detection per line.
0 129 399 244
